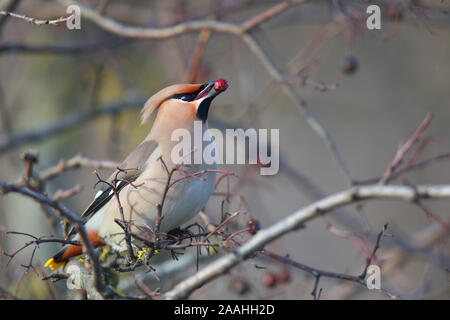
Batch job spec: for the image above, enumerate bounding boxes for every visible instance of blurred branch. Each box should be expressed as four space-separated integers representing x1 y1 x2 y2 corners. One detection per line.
0 38 133 55
163 184 450 299
53 0 352 185
51 184 83 201
38 154 118 182
183 28 211 83
0 181 116 298
0 98 146 154
0 82 12 134
58 0 306 38
0 0 21 30
240 33 353 184
414 201 450 233
281 75 337 92
353 113 450 186
328 220 449 299
0 10 73 25
379 113 433 184
58 0 241 38
0 286 18 299
354 153 450 185
259 241 398 299
221 222 397 299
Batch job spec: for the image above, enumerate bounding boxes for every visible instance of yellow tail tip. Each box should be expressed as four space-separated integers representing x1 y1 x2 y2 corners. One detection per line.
113 289 126 298
44 258 64 271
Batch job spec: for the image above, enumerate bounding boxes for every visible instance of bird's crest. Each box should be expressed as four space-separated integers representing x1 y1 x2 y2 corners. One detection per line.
141 83 203 124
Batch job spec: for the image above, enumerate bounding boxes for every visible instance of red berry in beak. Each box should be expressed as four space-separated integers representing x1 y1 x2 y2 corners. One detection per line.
214 79 228 92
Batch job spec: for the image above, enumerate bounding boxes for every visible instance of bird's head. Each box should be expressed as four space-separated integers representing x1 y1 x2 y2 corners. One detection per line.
141 79 228 124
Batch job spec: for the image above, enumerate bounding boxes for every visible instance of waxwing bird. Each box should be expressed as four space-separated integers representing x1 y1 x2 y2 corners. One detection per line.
45 79 228 270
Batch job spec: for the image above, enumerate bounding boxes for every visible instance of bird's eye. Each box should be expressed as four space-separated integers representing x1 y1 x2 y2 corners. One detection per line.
169 92 196 101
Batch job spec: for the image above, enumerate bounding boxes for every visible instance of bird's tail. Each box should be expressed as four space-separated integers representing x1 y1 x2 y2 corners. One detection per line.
44 246 71 271
44 231 105 270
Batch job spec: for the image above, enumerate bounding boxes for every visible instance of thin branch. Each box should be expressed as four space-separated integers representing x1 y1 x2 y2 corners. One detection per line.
281 75 338 92
354 153 450 185
39 154 118 182
94 168 139 264
359 223 389 279
0 98 146 154
311 275 321 300
58 0 242 38
184 28 212 83
0 38 133 55
52 184 83 201
163 184 450 299
57 0 305 39
4 0 352 188
0 181 115 298
379 113 433 184
0 10 73 25
240 33 354 184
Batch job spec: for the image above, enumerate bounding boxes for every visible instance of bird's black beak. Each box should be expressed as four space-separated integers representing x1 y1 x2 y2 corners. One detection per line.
195 79 228 121
194 79 228 101
194 81 216 101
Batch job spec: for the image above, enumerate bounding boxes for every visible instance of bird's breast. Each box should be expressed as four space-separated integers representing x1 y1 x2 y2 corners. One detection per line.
99 139 218 250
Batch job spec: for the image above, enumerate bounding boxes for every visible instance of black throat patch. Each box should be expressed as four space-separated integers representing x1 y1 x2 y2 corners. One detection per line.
197 97 213 121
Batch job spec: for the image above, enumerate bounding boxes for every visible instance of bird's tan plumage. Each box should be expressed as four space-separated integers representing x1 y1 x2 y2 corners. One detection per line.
140 83 203 124
45 80 227 269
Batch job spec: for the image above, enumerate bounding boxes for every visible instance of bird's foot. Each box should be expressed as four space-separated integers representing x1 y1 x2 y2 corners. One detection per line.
166 227 194 243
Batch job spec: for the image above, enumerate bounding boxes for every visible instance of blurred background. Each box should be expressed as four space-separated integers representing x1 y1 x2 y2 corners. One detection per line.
0 0 449 299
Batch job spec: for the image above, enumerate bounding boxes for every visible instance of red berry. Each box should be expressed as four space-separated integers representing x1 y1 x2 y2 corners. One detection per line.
262 272 277 288
229 278 250 295
276 268 291 283
214 78 228 92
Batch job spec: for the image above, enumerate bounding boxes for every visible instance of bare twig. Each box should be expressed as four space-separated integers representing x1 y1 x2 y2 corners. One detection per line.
0 10 73 25
240 33 354 184
379 113 433 184
328 220 449 299
281 75 338 92
52 184 83 201
184 28 212 83
163 184 450 299
0 181 115 298
354 153 450 185
3 0 352 188
311 275 321 300
359 223 389 279
94 168 139 264
40 154 118 182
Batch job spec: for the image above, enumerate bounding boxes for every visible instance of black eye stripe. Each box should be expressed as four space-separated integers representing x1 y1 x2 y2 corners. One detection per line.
168 84 206 102
169 92 195 101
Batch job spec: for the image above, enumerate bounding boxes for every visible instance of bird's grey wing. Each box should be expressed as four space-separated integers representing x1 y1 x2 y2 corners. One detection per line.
66 140 159 238
107 139 159 182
